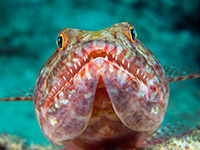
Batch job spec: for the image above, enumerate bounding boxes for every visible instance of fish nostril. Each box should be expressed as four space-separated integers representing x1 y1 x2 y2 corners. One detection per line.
150 85 157 92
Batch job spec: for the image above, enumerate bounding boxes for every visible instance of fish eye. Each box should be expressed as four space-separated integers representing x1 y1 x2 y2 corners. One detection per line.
56 33 67 50
57 36 62 48
129 26 137 42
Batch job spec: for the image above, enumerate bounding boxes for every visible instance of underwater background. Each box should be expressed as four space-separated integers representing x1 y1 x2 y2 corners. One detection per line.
0 0 199 147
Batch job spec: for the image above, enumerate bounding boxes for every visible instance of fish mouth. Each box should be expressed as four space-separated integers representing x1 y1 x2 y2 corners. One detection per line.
61 40 151 84
43 40 151 110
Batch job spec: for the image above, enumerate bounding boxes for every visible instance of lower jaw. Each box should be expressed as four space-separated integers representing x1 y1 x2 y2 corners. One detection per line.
64 127 143 150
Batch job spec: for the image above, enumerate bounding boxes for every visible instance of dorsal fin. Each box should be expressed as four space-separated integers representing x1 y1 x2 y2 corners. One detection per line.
164 65 200 82
0 89 33 101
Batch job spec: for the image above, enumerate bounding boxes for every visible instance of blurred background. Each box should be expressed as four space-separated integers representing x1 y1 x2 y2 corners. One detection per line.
0 0 199 146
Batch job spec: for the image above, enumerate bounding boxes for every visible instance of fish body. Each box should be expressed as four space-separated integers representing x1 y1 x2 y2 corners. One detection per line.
1 22 200 150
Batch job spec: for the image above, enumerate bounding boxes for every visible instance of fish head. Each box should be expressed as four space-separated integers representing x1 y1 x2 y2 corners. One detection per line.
33 22 169 146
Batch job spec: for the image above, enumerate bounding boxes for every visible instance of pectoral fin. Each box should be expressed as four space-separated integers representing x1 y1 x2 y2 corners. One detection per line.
0 89 33 101
164 65 200 82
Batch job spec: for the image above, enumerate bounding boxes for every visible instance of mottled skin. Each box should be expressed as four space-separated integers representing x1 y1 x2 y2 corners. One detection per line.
33 22 169 150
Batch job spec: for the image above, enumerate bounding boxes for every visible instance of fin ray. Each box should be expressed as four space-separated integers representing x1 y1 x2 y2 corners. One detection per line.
0 89 33 101
164 65 200 82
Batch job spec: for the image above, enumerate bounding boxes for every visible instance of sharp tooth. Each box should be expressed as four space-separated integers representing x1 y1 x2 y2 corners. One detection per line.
62 76 66 81
112 54 115 59
51 88 55 93
136 69 140 75
57 82 61 87
49 92 53 97
85 55 88 59
53 86 57 92
70 69 73 73
115 55 118 61
143 74 146 79
69 78 73 83
83 56 86 61
127 62 130 69
74 64 77 69
106 51 109 55
78 61 81 67
105 55 108 61
122 59 125 64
